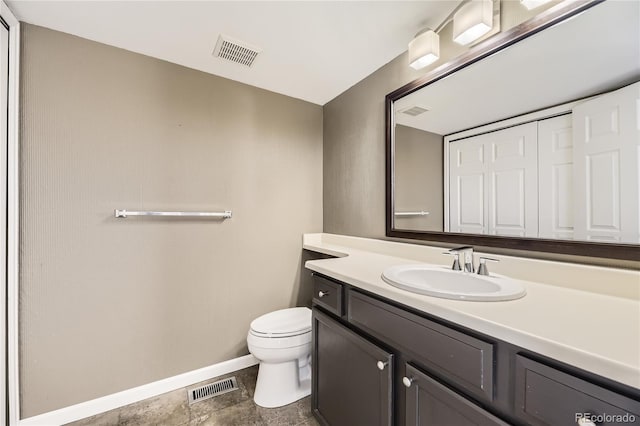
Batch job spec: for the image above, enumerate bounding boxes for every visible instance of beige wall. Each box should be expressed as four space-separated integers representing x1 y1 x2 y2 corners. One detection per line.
20 24 323 417
394 125 443 232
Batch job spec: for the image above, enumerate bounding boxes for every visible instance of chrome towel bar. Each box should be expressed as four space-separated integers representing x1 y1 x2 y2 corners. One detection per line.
394 211 430 217
114 210 232 219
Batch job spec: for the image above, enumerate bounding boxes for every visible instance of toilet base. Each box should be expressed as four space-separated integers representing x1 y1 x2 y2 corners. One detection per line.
253 357 311 408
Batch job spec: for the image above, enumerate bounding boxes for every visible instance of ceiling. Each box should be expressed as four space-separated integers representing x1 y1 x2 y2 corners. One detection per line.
7 0 461 106
394 0 640 135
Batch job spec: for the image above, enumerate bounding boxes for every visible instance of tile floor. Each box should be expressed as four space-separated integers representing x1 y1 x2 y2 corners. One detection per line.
66 366 319 426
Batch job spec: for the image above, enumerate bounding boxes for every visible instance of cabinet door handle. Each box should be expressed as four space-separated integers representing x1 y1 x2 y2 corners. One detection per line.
318 291 329 298
402 376 414 388
376 361 388 371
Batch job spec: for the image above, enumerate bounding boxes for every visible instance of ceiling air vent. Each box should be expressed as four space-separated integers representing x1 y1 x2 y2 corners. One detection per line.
400 106 429 116
213 35 262 67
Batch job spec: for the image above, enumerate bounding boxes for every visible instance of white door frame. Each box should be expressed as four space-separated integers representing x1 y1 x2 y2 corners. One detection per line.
1 1 19 424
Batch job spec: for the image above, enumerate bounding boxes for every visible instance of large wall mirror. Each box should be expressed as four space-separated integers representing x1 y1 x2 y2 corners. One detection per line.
386 0 640 260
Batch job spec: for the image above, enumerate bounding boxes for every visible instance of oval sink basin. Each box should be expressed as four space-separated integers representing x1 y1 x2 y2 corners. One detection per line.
381 264 526 301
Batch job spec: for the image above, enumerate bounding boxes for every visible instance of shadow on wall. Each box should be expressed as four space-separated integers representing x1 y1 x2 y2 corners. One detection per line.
292 250 335 308
232 250 333 358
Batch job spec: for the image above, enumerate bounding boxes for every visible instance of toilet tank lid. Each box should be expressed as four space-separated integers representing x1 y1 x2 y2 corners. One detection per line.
250 307 312 337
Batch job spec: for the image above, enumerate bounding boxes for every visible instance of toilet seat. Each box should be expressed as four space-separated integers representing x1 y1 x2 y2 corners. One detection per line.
247 329 311 349
249 307 311 338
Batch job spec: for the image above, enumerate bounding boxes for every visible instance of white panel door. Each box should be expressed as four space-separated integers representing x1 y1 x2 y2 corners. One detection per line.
481 122 538 237
449 137 487 234
573 82 640 243
538 114 574 240
448 122 538 236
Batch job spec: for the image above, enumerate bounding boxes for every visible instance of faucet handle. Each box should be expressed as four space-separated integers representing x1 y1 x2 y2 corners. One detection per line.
442 251 462 271
477 257 499 276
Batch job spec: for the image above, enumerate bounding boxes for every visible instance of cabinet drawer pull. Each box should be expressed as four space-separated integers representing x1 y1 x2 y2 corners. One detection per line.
318 291 329 298
577 417 597 426
402 376 414 388
377 361 388 371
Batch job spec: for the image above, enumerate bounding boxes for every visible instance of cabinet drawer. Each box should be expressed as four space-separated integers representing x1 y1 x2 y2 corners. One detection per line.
312 274 344 316
405 364 508 426
348 290 494 401
515 355 640 426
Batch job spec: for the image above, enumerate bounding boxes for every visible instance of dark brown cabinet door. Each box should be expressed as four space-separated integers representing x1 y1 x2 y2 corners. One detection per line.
312 308 393 426
514 356 640 426
404 364 508 426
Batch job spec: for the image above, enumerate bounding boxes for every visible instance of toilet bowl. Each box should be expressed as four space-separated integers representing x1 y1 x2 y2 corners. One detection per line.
247 307 312 408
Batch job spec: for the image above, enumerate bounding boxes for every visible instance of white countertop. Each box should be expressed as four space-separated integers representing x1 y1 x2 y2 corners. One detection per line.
303 233 640 390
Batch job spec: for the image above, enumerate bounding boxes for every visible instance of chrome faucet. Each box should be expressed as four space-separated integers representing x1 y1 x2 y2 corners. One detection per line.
444 246 501 276
448 246 475 273
442 250 462 271
477 256 500 276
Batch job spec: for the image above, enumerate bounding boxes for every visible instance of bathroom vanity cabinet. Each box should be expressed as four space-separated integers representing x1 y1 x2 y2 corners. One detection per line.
310 273 640 426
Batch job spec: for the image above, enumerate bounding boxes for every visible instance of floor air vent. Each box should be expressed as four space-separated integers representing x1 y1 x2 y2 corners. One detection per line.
213 35 261 67
188 376 239 404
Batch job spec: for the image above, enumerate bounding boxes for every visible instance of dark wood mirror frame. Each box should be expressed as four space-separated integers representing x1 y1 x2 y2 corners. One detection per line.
386 0 639 262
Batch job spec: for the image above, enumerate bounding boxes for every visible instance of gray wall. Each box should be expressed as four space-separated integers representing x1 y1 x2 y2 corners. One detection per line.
394 125 443 232
323 0 555 239
20 24 322 417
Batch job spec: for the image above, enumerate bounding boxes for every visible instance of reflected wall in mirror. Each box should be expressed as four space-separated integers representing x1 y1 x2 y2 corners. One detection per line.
388 0 640 259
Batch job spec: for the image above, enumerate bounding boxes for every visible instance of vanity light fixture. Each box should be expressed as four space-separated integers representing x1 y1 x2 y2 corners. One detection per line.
453 0 494 45
408 29 440 70
408 0 498 70
520 0 553 10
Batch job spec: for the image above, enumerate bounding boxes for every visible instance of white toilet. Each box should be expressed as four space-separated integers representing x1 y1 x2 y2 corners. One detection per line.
247 307 312 408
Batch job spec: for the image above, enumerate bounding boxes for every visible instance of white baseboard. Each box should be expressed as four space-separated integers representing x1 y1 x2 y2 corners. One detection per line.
19 354 259 426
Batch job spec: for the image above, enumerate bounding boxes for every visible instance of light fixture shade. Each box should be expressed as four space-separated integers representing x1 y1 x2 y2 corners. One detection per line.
520 0 553 10
453 0 493 46
408 30 440 70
